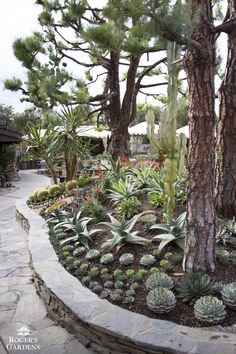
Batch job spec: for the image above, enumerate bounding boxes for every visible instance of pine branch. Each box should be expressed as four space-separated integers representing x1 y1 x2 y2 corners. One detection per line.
139 82 168 89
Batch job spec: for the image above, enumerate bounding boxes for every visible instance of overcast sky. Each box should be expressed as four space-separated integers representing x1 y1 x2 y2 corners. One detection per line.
0 1 227 114
0 0 40 112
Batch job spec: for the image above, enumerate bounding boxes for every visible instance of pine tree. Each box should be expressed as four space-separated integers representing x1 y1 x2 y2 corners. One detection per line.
5 0 173 159
215 0 236 218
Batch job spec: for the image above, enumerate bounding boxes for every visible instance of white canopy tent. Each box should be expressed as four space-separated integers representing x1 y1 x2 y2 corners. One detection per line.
176 125 189 139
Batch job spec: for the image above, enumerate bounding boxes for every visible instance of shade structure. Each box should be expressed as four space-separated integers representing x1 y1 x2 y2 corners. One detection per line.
0 128 21 145
128 122 159 136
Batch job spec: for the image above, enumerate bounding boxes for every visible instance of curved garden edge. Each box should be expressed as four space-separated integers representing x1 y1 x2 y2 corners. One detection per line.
15 198 236 354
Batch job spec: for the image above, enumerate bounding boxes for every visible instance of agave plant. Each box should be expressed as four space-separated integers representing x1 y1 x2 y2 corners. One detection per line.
55 211 101 249
194 296 226 323
130 163 156 188
150 212 186 251
45 209 72 228
221 282 236 309
108 176 139 205
100 213 149 251
177 273 217 304
147 287 176 314
145 170 165 196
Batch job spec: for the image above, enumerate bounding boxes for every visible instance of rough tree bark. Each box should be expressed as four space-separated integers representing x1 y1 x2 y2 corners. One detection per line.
183 0 216 272
215 0 236 218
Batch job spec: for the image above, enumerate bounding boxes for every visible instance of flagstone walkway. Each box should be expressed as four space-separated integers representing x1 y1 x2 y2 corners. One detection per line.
0 170 91 354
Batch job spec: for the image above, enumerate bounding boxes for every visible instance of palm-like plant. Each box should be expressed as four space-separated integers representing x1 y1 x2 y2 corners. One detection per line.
100 213 149 251
54 211 101 248
150 212 186 251
108 176 139 205
24 123 58 183
51 106 89 180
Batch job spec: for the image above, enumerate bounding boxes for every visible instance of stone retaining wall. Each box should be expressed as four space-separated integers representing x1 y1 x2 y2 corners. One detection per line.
16 198 236 354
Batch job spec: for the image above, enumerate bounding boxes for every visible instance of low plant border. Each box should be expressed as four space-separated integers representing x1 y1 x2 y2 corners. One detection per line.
15 198 236 354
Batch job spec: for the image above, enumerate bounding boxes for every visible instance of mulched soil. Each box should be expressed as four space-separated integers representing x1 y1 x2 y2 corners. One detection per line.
40 188 236 328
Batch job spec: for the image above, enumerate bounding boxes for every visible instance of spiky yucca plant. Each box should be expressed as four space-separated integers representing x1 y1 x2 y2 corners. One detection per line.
221 282 236 309
177 273 216 304
146 272 173 290
147 287 176 314
194 296 226 323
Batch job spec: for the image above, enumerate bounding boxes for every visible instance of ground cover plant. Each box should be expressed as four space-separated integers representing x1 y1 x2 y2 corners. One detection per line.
29 161 236 328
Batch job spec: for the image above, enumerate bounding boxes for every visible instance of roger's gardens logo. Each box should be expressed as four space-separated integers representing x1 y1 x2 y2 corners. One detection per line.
6 326 40 351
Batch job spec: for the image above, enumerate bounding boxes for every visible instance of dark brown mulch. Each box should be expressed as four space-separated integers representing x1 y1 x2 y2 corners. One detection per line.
44 194 236 328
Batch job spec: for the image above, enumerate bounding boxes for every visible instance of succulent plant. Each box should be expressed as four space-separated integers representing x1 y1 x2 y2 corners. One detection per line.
104 280 113 288
62 251 70 259
89 281 100 290
152 249 161 258
216 249 231 266
72 260 81 269
81 276 91 285
160 259 171 272
130 282 139 290
119 253 134 266
37 188 49 201
177 273 216 304
126 269 135 279
85 249 100 260
114 281 124 289
164 252 173 260
150 267 159 274
61 245 72 252
194 296 226 323
89 267 99 279
124 296 135 304
147 287 176 314
171 253 183 265
146 272 174 290
77 263 89 276
101 268 112 281
48 184 61 196
113 269 125 281
73 246 86 256
65 256 74 265
110 289 123 302
100 253 115 264
221 282 236 309
65 180 79 191
133 268 147 281
140 254 156 266
126 289 136 296
100 290 109 299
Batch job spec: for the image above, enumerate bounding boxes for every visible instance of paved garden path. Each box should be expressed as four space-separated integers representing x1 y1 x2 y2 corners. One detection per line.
0 170 91 354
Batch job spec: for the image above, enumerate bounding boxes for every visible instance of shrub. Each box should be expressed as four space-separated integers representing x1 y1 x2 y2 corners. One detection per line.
177 273 216 304
146 272 174 290
48 184 61 196
147 287 176 313
119 253 134 266
221 282 236 309
65 180 79 191
194 296 226 323
140 254 156 266
100 253 114 264
117 197 141 219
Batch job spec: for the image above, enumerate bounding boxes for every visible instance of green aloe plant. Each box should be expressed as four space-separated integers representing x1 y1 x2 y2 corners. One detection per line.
55 211 101 249
150 212 186 251
100 213 149 251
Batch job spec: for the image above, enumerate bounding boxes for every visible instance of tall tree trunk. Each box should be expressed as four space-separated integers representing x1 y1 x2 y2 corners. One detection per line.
216 0 236 218
108 53 140 159
183 0 216 272
45 159 57 184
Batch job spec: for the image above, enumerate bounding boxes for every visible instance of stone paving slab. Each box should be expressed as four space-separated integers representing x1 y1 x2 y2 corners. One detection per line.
0 170 92 354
